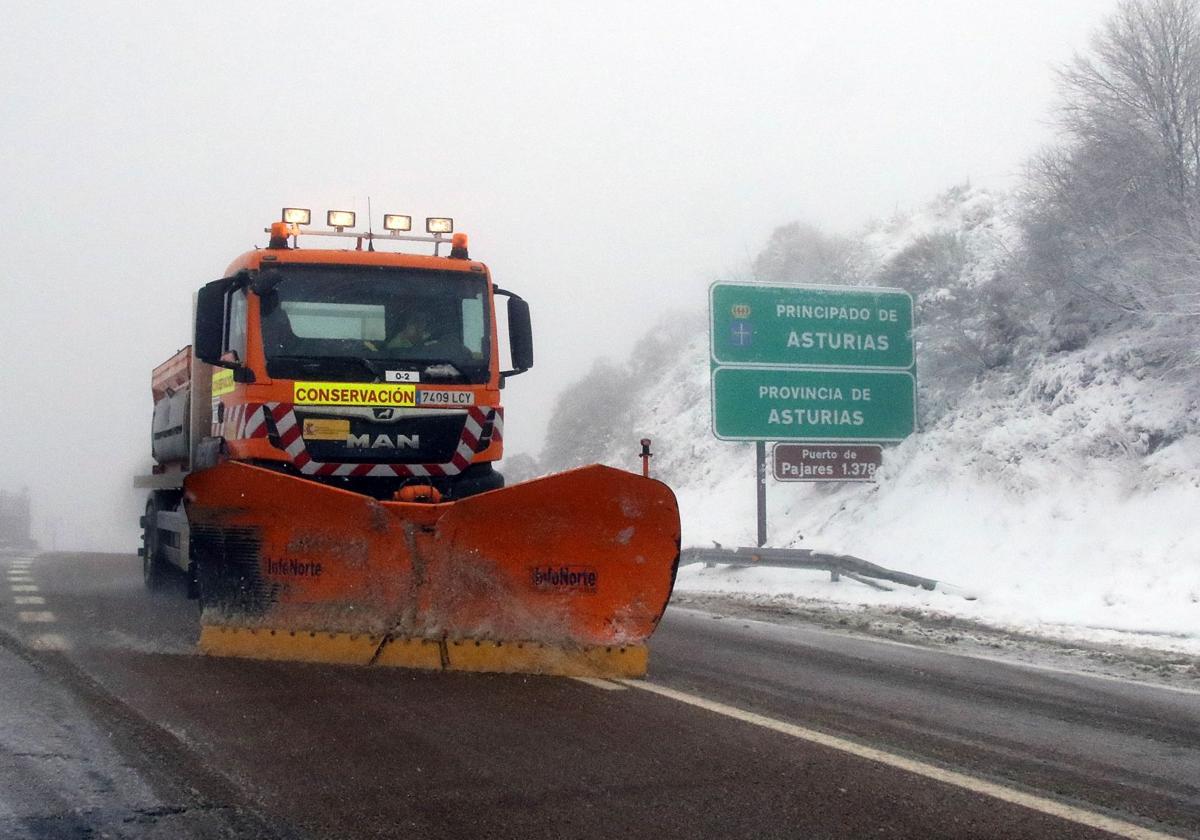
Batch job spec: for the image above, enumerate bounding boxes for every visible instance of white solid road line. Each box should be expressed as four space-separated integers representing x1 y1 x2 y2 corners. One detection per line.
10 585 38 593
624 680 1184 840
17 611 56 623
572 677 628 691
13 596 45 605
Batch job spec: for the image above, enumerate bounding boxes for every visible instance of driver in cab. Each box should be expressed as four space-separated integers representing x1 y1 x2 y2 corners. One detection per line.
387 309 435 350
368 309 471 359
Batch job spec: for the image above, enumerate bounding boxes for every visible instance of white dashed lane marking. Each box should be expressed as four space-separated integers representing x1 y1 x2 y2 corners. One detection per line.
29 634 69 652
17 611 56 623
3 560 65 649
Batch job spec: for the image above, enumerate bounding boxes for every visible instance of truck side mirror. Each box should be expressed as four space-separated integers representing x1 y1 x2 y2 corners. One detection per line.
251 268 284 295
195 278 233 365
507 296 534 374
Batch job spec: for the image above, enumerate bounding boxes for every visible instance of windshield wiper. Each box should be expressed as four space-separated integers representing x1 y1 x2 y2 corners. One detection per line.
270 355 383 381
416 359 463 377
269 354 481 384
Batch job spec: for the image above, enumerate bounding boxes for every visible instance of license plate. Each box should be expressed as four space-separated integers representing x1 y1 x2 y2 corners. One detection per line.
418 389 474 406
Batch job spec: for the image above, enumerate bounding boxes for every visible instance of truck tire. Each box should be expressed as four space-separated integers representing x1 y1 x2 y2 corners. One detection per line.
141 497 168 591
186 559 201 601
444 463 505 499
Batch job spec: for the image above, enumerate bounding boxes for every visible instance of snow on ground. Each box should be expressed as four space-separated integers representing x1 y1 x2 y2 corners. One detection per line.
652 329 1200 655
595 189 1200 655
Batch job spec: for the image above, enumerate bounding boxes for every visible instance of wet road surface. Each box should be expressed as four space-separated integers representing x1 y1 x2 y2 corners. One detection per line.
0 551 1196 839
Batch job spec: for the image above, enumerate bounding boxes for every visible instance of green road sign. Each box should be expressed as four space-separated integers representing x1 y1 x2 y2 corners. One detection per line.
711 367 916 442
710 282 914 368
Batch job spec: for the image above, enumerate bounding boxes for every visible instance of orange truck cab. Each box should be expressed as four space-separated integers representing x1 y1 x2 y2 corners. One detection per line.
192 218 533 500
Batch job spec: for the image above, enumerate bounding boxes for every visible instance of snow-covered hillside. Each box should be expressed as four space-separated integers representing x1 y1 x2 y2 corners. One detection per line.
537 187 1200 652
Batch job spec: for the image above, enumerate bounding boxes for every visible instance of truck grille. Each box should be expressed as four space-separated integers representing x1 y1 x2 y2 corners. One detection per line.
295 407 466 464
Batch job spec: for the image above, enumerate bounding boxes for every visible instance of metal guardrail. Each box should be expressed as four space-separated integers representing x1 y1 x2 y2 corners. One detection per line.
680 546 974 598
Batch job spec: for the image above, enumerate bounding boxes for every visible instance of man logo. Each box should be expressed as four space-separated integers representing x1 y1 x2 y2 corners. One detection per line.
348 433 421 449
731 304 751 319
373 407 396 420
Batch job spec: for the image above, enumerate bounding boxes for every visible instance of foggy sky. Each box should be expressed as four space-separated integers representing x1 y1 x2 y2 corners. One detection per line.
0 1 1110 549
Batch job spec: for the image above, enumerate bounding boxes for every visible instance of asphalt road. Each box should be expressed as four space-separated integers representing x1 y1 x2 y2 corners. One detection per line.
1 550 1197 839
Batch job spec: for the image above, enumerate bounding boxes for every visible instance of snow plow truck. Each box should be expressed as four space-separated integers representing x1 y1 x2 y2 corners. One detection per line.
135 209 680 677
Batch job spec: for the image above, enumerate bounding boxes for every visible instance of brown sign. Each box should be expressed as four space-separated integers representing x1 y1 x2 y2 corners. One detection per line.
773 444 882 482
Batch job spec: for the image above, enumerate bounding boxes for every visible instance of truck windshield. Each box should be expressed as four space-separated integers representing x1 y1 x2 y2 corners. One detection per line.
259 266 490 384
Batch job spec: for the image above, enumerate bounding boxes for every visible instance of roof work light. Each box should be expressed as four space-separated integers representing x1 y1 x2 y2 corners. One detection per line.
425 217 454 234
327 210 356 230
282 207 311 225
383 214 412 232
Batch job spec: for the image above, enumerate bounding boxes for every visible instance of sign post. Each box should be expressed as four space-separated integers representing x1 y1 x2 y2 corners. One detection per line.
708 282 916 544
755 441 767 547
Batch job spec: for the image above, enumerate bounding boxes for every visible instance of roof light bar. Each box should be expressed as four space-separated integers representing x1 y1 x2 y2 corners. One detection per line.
327 210 356 231
383 214 412 233
265 208 468 257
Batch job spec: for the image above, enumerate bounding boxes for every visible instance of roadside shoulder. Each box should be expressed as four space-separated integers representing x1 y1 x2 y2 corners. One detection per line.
0 628 299 839
668 592 1200 693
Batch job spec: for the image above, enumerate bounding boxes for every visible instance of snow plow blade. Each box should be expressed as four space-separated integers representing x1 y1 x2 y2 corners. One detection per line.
184 462 680 677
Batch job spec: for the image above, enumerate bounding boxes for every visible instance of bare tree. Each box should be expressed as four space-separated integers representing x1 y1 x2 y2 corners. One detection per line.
1023 0 1200 341
752 222 867 286
1061 0 1200 217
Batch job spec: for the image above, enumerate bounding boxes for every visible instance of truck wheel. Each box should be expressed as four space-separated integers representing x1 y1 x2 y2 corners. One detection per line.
141 498 167 591
186 560 201 601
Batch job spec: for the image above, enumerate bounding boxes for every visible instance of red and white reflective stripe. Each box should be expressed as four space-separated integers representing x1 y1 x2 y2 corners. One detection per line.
236 403 261 438
211 402 266 439
491 408 504 443
245 402 502 477
243 404 268 439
